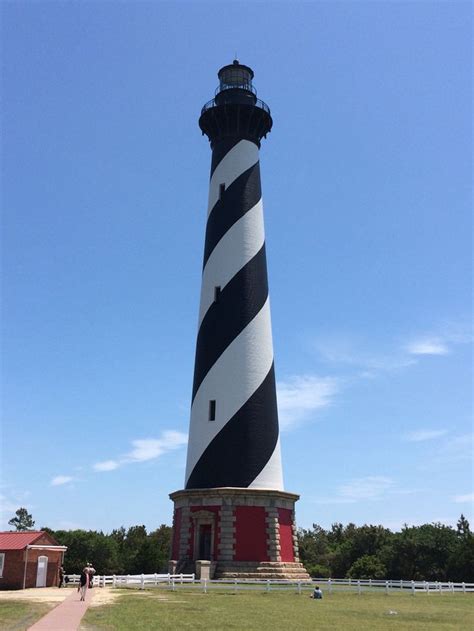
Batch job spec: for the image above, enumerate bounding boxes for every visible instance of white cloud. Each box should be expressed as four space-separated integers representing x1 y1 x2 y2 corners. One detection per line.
50 475 74 486
313 335 416 372
338 476 395 501
441 434 473 463
453 493 474 504
314 476 396 505
418 433 473 470
405 323 472 357
0 493 34 529
406 338 449 356
126 431 188 463
93 460 120 472
277 375 339 430
0 494 20 514
402 429 448 442
93 430 188 472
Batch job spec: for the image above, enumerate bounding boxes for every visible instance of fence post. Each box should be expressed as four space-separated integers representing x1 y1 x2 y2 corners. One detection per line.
462 582 466 593
328 578 332 595
385 581 389 595
113 575 116 588
141 574 145 590
203 578 207 594
369 578 372 589
411 580 415 596
451 582 454 594
266 579 270 593
357 580 361 595
234 578 238 594
154 573 157 586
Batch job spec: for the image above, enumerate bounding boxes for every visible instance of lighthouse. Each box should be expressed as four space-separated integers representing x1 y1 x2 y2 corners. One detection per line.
169 61 309 580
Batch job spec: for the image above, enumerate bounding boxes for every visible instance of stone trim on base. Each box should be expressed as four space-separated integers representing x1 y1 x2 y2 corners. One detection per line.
169 488 310 580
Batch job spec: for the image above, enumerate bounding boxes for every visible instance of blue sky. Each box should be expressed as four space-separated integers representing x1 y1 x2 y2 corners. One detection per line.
2 1 472 534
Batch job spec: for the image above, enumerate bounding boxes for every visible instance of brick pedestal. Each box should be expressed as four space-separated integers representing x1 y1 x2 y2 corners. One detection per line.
169 488 310 580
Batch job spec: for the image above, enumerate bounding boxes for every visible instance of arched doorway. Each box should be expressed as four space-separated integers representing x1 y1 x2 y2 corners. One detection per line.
191 510 216 560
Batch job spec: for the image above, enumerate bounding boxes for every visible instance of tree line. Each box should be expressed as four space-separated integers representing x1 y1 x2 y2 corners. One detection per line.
8 508 473 581
45 525 172 575
297 515 473 582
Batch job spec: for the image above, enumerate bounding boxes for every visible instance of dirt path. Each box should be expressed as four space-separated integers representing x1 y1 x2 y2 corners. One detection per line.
0 587 71 604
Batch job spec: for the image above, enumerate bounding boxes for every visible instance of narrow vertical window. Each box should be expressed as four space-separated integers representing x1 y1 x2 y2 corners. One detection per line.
209 400 216 421
219 183 226 199
214 286 221 303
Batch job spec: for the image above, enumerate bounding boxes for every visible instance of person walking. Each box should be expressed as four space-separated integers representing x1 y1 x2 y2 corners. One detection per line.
86 562 96 588
78 568 89 601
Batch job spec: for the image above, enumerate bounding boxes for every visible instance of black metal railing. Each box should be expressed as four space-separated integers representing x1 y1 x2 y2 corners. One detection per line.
215 82 257 96
201 96 271 116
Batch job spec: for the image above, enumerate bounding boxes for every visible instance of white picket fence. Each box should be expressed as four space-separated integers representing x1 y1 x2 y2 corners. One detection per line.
65 574 474 595
311 577 474 594
66 573 195 588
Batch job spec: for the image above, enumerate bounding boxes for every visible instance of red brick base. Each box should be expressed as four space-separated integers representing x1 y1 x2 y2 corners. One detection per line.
169 488 310 580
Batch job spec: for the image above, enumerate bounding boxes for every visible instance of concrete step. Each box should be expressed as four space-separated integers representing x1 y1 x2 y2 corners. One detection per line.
214 561 310 581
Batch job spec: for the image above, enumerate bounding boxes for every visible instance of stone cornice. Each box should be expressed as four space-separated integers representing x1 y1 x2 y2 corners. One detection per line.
169 488 300 502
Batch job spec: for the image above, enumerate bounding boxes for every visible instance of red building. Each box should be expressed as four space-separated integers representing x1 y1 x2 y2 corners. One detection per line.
0 531 67 590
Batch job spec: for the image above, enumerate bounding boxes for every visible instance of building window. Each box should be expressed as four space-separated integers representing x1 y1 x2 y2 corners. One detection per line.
209 400 216 421
219 183 226 199
214 286 221 303
0 553 4 577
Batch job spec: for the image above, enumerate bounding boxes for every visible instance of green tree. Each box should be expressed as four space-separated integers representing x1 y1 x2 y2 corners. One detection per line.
447 515 474 582
136 525 172 573
8 507 35 531
381 523 457 580
297 524 331 577
327 524 392 577
121 525 148 573
50 529 121 574
347 554 387 579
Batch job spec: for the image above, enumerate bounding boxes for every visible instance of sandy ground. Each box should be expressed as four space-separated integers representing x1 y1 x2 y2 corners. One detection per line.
0 586 182 607
0 587 71 604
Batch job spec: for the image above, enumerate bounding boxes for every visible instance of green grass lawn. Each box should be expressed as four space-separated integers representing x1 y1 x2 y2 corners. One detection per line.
0 600 53 631
82 589 473 630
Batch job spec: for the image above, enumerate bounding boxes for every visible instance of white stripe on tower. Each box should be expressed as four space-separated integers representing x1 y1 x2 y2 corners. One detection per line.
207 140 259 215
185 136 283 491
186 298 274 482
198 199 264 326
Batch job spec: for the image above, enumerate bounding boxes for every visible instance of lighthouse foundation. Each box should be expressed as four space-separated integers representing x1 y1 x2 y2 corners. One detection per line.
169 488 310 580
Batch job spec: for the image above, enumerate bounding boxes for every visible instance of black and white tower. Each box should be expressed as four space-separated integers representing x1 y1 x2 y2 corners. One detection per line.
170 61 309 580
186 61 282 491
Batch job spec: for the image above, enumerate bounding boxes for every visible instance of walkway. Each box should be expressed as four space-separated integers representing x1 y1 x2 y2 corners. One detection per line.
28 586 94 631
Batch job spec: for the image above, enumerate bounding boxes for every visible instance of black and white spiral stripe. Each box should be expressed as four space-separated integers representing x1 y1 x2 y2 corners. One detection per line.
185 138 283 490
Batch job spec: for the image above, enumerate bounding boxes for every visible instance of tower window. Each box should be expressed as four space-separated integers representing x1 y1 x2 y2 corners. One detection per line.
219 183 226 199
209 400 216 421
214 286 221 303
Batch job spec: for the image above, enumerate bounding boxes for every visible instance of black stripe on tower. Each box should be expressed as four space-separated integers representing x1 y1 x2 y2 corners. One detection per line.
210 137 242 175
192 244 269 401
204 162 261 266
186 363 279 489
